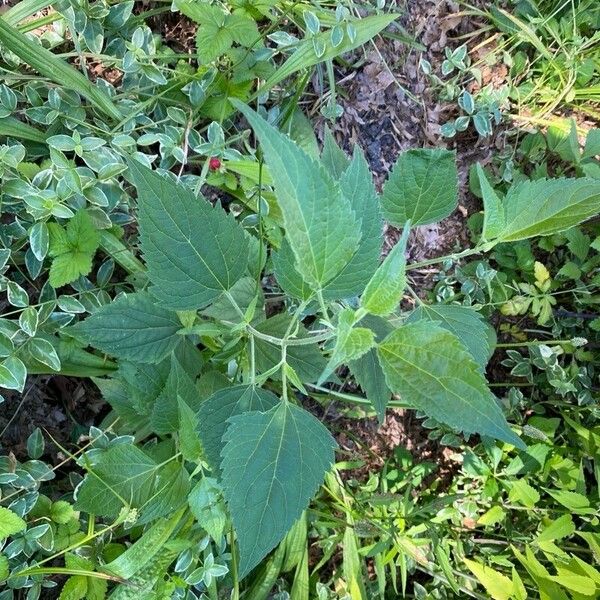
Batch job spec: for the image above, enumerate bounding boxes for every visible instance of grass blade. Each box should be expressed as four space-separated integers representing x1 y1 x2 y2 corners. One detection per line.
252 13 398 100
2 0 53 26
0 116 46 143
0 19 122 121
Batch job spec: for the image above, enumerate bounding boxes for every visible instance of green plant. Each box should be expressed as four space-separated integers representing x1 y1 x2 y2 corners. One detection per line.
3 97 593 597
481 0 600 119
0 0 394 393
440 87 507 139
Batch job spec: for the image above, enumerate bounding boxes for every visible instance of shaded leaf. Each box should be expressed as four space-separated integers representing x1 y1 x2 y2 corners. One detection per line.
349 315 393 424
70 293 181 364
254 314 327 383
221 402 336 576
407 304 494 369
197 384 279 474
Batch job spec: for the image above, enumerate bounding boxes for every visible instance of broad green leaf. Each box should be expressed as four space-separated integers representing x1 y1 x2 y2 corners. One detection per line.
233 101 360 290
319 309 374 385
323 148 383 300
497 178 600 242
545 489 595 515
349 315 393 423
321 126 349 178
58 575 87 600
200 276 264 324
195 8 235 62
221 402 336 576
272 240 313 301
188 477 227 542
196 384 279 474
0 555 9 582
381 149 457 226
117 357 172 417
547 118 580 164
177 1 259 62
512 547 569 600
70 293 182 364
287 108 320 159
476 164 505 241
360 223 409 316
508 479 540 508
151 355 202 434
48 210 100 288
139 460 190 524
407 304 494 369
583 128 600 160
129 159 249 310
504 443 551 476
0 506 26 541
196 370 230 398
253 314 327 383
477 505 506 526
537 515 575 543
463 558 512 600
377 322 525 448
274 147 383 301
75 444 189 523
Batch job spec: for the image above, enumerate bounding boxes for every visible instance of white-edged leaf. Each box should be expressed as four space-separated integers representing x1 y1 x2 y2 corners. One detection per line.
28 338 61 371
0 356 26 392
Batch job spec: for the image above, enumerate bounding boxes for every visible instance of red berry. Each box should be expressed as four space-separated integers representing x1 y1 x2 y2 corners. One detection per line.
209 157 221 171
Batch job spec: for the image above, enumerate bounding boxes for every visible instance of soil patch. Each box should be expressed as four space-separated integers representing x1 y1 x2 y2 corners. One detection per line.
0 377 104 462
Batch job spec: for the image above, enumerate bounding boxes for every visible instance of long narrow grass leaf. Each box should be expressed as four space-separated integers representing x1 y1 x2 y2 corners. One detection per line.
0 116 46 143
0 19 122 121
2 0 53 26
252 13 398 99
